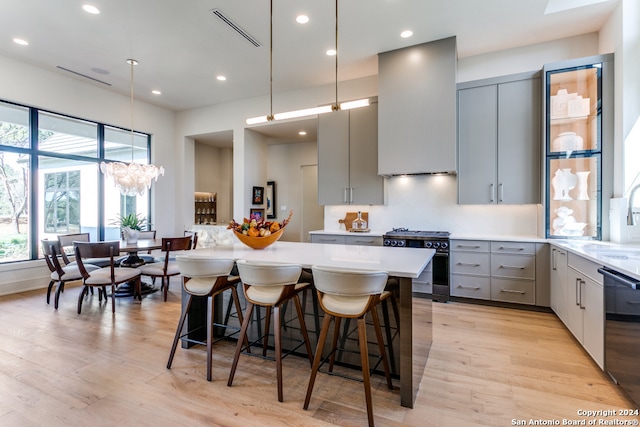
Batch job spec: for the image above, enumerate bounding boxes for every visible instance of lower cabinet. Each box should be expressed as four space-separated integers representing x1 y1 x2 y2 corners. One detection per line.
549 246 604 369
450 239 540 305
310 233 383 246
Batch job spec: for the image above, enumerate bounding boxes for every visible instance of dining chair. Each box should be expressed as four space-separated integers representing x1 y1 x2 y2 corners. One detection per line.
73 241 142 314
167 256 246 381
58 232 111 268
138 236 193 301
41 239 100 309
303 266 394 427
227 260 314 403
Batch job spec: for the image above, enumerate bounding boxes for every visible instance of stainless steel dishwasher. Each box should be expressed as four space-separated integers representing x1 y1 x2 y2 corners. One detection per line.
599 266 640 408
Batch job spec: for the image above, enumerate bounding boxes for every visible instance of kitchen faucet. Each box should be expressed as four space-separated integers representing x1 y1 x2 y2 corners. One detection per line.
627 184 640 225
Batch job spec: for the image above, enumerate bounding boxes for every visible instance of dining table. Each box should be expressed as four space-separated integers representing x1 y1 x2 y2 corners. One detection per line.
115 238 164 297
182 240 435 409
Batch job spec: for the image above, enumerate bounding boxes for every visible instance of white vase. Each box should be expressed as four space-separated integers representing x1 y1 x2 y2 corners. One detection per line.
552 132 584 152
552 168 578 201
123 227 139 244
577 171 590 200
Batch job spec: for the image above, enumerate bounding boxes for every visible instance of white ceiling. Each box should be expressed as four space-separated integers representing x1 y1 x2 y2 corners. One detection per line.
1 0 618 143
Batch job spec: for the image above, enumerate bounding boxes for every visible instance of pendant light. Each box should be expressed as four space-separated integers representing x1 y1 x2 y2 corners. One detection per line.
100 59 164 196
245 0 369 125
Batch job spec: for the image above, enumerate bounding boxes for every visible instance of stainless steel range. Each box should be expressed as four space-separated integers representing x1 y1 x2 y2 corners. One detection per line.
383 228 450 302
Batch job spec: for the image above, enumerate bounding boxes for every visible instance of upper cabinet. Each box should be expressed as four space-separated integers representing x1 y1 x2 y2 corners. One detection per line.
543 54 614 240
457 72 541 204
317 99 386 205
377 36 457 176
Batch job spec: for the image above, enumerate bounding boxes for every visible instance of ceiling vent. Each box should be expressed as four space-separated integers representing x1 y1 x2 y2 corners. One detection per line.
56 66 112 86
210 9 262 48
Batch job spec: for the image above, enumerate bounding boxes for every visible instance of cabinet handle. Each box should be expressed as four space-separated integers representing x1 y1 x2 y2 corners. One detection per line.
349 188 353 204
626 301 640 305
499 183 504 203
320 238 338 242
552 249 557 271
354 240 374 244
579 279 585 309
457 285 480 290
490 183 495 203
457 245 480 249
499 265 525 270
575 278 581 306
498 246 524 251
500 289 525 295
457 262 481 267
343 188 348 204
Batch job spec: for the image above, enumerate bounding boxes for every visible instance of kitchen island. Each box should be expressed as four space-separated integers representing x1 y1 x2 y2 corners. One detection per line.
184 240 435 408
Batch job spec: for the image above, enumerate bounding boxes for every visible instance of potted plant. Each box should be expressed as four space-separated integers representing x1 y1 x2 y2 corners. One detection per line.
114 213 148 243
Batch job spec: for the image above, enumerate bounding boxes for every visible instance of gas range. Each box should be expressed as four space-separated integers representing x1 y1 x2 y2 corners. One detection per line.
383 228 450 252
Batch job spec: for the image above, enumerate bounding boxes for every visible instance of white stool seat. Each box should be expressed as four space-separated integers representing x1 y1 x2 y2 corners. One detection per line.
304 265 394 427
167 257 243 382
228 260 314 402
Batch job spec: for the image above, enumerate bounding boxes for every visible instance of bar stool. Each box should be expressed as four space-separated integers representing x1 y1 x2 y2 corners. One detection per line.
227 260 314 402
167 256 244 381
304 266 394 427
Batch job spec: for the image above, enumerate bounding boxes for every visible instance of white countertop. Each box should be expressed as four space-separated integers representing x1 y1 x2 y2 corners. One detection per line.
189 241 434 279
549 240 640 281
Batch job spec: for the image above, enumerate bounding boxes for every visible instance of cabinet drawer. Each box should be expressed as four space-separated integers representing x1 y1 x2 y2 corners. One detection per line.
567 252 603 285
450 252 490 275
310 235 347 245
451 240 490 252
345 235 382 246
490 241 535 255
491 254 535 279
491 278 535 305
450 274 490 299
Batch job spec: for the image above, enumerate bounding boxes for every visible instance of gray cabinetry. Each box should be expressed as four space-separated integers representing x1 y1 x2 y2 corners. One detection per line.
318 100 385 205
378 36 457 175
458 72 541 204
451 239 543 306
310 233 382 246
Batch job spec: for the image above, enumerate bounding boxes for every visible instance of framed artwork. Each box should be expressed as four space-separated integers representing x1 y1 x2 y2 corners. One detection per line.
252 186 264 205
266 181 276 219
250 208 265 220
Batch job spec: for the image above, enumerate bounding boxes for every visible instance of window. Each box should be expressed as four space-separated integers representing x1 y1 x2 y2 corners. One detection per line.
43 170 81 233
0 100 152 264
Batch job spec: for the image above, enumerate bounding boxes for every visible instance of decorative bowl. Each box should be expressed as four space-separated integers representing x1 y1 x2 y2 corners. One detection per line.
233 227 285 249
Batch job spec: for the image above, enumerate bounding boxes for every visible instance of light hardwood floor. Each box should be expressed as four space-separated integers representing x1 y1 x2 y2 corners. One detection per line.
0 278 636 427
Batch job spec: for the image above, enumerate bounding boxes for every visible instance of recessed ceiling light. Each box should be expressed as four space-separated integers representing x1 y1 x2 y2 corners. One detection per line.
152 90 161 95
400 30 413 38
216 75 226 81
326 49 337 56
298 131 307 136
13 38 29 46
82 4 100 14
296 15 309 24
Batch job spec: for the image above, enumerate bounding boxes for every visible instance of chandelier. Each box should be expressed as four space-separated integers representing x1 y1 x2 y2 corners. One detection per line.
100 59 164 196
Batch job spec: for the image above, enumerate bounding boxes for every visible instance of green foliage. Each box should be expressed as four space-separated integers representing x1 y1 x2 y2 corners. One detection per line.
0 233 27 262
112 213 147 231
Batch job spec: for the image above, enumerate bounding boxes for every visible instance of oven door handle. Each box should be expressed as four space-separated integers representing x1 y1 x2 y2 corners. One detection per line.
598 267 640 290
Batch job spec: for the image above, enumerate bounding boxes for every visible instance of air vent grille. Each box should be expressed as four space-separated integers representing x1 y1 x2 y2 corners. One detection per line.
210 8 261 47
56 66 112 86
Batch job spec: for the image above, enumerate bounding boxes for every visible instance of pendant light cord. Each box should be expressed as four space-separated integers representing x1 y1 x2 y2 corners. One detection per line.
334 0 339 110
129 59 134 163
268 0 274 121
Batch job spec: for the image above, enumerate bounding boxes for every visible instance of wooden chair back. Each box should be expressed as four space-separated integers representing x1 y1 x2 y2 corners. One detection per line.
58 233 90 264
74 241 119 278
42 239 65 276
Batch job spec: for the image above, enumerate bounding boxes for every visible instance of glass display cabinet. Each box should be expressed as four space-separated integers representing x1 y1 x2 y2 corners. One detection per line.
195 191 216 224
544 54 613 240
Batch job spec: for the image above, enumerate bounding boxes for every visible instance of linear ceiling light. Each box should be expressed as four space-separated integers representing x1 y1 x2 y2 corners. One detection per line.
245 0 369 125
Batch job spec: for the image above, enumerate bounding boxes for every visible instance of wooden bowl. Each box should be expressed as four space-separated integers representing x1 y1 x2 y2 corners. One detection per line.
233 227 285 249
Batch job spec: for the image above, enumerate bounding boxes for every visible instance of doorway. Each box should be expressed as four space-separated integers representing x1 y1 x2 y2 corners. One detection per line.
301 164 324 242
